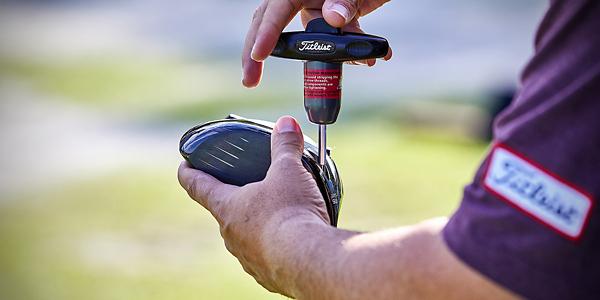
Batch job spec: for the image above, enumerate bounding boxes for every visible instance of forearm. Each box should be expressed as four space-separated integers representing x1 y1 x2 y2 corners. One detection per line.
266 216 440 299
261 209 356 298
265 215 516 299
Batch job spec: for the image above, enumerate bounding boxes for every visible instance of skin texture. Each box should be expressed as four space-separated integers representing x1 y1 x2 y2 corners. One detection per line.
241 0 393 88
178 116 519 299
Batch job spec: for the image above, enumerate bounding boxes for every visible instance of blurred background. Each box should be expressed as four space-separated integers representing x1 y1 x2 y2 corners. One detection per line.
0 0 546 299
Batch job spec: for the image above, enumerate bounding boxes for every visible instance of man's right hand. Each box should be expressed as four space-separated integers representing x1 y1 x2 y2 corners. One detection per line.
242 0 393 88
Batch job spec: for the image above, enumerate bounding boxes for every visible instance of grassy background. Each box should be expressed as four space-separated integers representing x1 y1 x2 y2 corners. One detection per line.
0 120 487 300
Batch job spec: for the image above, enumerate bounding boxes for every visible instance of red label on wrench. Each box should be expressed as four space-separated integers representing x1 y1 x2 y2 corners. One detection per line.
304 69 341 99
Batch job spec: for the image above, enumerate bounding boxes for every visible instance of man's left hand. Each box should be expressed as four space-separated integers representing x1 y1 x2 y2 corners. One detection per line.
178 116 330 297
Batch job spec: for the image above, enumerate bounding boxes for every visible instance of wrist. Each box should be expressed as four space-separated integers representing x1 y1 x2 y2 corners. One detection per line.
261 208 354 298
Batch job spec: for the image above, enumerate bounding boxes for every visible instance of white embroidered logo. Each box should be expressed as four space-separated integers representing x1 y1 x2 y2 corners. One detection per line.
298 41 333 52
484 145 593 240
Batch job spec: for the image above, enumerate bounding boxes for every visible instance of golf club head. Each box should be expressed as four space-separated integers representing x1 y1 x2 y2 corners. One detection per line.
179 114 342 226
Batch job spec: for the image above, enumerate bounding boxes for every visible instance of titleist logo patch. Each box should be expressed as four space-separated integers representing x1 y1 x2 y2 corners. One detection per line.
483 144 593 240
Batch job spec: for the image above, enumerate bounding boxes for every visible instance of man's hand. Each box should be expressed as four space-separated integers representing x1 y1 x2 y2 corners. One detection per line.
178 116 330 297
242 0 393 88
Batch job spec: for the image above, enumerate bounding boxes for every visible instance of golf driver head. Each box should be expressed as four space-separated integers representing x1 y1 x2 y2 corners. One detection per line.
179 114 342 226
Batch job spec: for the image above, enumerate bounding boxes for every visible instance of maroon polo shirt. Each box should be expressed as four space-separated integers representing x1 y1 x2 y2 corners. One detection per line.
443 1 600 299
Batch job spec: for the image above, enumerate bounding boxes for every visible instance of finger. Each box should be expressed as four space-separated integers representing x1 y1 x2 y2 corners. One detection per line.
358 0 389 16
341 18 377 66
322 0 362 27
251 0 301 62
242 2 267 88
178 162 237 215
383 46 393 61
300 8 323 28
302 9 376 66
341 18 393 64
270 116 304 165
306 15 388 66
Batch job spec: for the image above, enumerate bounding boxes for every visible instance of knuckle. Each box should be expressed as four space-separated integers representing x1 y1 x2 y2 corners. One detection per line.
270 154 302 173
274 135 302 151
212 200 230 225
279 152 302 165
337 0 360 13
349 0 361 7
187 174 222 210
260 17 281 35
223 239 235 255
219 219 234 240
187 174 205 201
204 183 218 202
284 0 301 11
252 1 267 22
252 7 261 21
217 204 246 238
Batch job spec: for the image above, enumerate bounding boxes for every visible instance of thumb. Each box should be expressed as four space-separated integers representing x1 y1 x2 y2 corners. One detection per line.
322 0 361 27
271 116 304 166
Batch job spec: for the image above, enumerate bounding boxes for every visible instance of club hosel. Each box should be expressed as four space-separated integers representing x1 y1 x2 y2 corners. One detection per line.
304 61 342 125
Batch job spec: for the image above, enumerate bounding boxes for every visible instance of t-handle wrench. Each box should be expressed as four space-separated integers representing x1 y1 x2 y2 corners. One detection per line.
270 18 389 166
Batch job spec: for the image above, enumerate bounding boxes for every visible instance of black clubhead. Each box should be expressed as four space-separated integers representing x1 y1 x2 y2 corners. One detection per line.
179 115 343 226
181 122 271 186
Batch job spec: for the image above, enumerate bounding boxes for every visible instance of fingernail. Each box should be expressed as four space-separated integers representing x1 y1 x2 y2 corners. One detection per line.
276 116 300 133
329 3 350 22
250 44 262 62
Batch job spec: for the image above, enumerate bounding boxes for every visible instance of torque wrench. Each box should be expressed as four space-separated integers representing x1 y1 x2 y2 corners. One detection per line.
271 18 389 166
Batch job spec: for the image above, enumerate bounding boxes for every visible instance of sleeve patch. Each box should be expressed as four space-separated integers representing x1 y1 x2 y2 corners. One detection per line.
483 144 594 241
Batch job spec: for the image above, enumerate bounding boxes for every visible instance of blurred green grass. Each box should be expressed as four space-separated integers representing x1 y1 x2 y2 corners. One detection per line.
0 122 488 300
0 58 294 120
0 58 191 105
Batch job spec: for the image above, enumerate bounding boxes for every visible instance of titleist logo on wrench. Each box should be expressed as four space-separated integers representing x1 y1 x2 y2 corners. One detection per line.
296 40 335 53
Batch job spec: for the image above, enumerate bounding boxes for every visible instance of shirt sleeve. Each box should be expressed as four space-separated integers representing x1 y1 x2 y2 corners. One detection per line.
443 92 600 299
443 150 596 299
